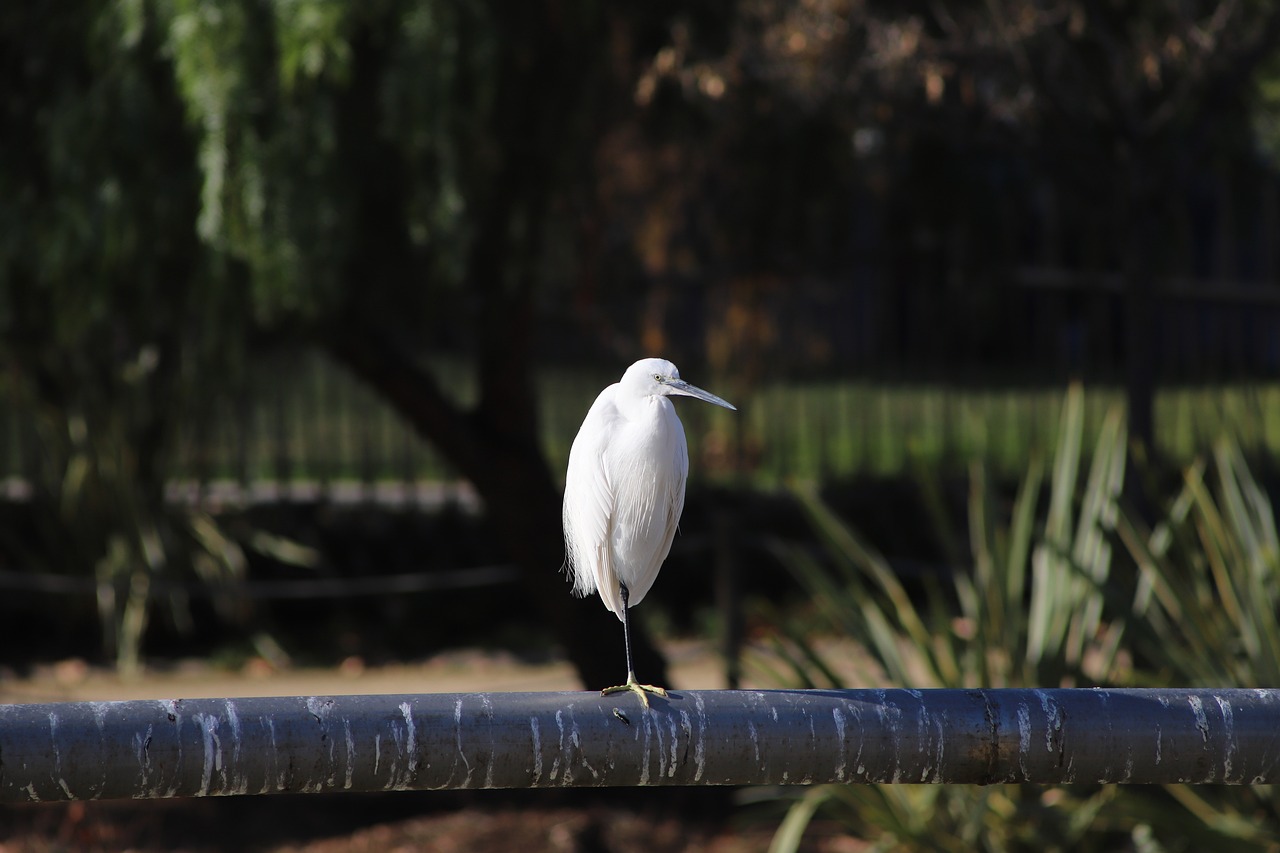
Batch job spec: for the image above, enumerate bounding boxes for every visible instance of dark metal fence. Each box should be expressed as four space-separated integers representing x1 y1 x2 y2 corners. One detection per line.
2 169 1278 496
6 355 1280 502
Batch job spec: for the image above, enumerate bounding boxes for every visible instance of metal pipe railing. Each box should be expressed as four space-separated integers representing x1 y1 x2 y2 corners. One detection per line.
2 688 1276 802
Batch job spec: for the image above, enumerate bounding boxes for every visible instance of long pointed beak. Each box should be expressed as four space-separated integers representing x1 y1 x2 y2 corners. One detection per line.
668 380 737 411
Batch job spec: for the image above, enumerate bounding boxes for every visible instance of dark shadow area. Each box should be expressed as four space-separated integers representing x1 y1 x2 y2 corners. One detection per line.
0 787 747 853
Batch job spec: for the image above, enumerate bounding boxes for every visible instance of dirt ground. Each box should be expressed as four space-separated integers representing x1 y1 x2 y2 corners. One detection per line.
0 643 863 852
0 795 789 853
0 640 735 704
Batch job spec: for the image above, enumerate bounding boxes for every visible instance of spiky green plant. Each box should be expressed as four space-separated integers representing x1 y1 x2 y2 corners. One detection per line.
762 384 1280 852
1109 435 1280 847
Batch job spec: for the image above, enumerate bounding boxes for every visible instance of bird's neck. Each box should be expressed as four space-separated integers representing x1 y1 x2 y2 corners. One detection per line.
619 393 670 423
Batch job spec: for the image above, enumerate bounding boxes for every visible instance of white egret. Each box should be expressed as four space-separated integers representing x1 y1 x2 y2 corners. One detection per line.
562 357 736 705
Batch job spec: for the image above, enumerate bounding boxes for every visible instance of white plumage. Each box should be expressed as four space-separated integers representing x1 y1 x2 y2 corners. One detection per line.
562 357 735 702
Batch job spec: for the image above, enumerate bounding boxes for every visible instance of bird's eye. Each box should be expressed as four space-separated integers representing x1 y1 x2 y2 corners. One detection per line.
653 374 663 382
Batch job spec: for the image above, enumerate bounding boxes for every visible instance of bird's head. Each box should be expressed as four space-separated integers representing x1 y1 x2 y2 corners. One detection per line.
621 358 736 410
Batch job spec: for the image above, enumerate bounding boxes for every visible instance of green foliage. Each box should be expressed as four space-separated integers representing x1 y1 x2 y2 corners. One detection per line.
763 385 1280 851
0 0 620 670
1122 437 1280 687
1251 40 1280 170
1 0 541 670
0 6 250 671
5 0 1280 689
767 384 1127 692
273 0 353 92
159 0 493 324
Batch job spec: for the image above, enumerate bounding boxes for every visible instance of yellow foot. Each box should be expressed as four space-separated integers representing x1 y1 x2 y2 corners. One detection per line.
601 678 667 707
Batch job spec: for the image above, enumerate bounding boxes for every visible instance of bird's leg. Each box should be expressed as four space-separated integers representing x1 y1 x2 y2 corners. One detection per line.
601 582 668 707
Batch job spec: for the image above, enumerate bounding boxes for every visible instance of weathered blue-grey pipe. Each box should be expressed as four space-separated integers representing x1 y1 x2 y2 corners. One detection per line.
1 688 1277 801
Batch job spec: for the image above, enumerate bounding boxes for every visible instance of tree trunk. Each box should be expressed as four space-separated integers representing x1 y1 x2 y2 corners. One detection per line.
321 1 669 690
1123 242 1156 460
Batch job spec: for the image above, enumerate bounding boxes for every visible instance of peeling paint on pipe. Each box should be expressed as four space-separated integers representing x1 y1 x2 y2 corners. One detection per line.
0 688 1277 801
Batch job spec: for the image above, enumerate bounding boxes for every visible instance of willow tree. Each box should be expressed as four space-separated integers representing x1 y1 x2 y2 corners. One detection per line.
0 4 249 672
159 0 683 686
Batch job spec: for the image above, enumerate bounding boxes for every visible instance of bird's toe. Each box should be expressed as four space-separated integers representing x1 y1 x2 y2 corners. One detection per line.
601 680 667 707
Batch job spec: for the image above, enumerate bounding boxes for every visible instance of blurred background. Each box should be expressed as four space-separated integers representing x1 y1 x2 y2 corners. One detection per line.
4 1 1280 850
